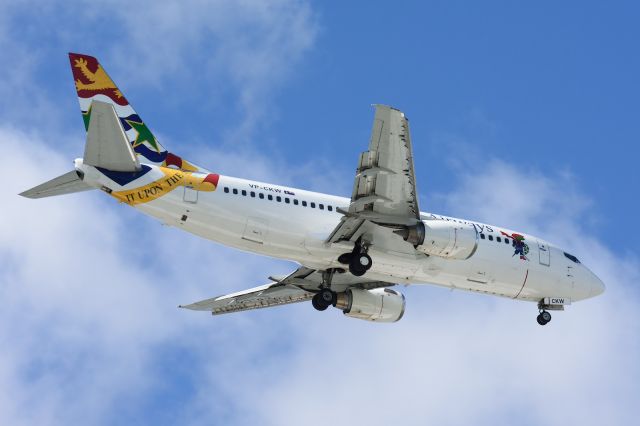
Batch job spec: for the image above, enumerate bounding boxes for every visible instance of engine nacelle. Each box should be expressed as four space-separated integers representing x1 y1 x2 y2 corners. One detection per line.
397 220 479 260
335 288 405 322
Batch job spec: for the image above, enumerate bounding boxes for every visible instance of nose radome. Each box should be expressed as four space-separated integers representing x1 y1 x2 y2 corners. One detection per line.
590 274 606 297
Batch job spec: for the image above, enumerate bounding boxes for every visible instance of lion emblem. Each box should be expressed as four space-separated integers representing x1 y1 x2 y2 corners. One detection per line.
73 57 123 99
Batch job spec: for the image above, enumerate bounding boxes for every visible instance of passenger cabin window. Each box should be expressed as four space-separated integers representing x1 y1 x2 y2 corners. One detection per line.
480 233 485 239
241 190 247 196
497 237 501 243
268 194 273 200
285 198 290 204
232 189 238 195
488 235 494 241
276 196 281 202
259 193 264 199
505 239 510 244
319 204 324 210
564 252 581 264
328 205 333 211
310 202 316 208
293 199 299 205
250 191 255 197
224 187 229 193
302 201 307 207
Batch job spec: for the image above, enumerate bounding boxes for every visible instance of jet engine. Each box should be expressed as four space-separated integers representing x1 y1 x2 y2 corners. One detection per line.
396 220 479 260
334 288 405 322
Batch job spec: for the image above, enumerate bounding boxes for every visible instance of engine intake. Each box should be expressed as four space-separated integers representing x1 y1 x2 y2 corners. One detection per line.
335 288 405 322
396 220 478 260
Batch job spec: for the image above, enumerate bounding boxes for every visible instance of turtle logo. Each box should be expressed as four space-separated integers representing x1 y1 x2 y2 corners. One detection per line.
501 231 529 260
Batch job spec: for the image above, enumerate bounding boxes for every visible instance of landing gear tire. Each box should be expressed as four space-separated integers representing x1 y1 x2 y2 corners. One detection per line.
537 311 552 326
349 260 367 276
348 252 372 277
312 289 336 311
319 288 336 306
312 293 330 311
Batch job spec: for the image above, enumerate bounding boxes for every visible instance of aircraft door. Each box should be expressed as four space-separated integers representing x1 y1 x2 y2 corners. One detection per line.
538 240 550 266
242 217 269 244
183 186 198 203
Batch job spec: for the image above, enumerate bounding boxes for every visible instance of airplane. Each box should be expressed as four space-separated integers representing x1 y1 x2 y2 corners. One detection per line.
20 53 605 326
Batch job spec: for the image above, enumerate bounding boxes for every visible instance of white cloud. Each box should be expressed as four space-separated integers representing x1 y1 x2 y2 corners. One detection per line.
0 0 318 145
0 127 299 424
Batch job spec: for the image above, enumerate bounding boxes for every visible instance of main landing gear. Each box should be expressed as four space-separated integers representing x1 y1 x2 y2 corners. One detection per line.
312 269 338 311
312 288 336 311
536 310 552 326
337 239 373 277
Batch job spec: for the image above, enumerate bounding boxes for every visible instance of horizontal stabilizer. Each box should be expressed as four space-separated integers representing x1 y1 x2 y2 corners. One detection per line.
84 100 140 172
19 170 93 199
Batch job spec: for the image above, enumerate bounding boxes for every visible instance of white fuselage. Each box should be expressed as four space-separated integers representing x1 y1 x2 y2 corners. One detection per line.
82 163 603 304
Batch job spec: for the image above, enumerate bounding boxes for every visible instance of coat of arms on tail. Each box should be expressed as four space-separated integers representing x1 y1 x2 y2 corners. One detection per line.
69 53 202 172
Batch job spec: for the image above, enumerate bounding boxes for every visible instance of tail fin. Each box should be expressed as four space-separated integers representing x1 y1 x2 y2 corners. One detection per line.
84 100 141 172
20 100 139 198
69 53 202 172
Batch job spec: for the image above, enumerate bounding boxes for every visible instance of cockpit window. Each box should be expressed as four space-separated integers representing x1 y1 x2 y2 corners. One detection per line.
564 252 580 264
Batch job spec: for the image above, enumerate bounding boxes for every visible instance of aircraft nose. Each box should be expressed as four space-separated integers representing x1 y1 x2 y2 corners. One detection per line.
590 273 606 297
571 267 605 301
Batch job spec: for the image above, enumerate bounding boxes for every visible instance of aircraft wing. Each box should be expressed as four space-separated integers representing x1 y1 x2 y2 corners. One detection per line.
180 266 392 315
328 104 421 245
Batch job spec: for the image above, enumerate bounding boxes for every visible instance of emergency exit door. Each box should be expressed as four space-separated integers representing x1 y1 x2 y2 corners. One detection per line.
537 240 550 266
183 186 198 203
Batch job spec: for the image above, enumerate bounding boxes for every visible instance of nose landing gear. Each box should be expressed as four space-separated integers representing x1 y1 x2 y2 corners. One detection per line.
536 298 567 326
536 310 552 326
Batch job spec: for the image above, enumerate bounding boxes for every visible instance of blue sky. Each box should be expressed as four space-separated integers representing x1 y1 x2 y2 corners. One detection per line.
1 1 639 425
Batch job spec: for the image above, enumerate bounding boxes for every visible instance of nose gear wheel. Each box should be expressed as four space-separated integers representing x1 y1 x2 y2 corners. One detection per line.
536 310 552 325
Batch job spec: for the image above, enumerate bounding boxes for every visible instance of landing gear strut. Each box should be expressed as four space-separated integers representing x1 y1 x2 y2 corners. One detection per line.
536 310 552 326
338 239 373 277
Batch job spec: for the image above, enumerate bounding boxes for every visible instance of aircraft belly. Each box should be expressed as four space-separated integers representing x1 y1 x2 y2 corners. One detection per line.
135 190 326 263
412 250 529 299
